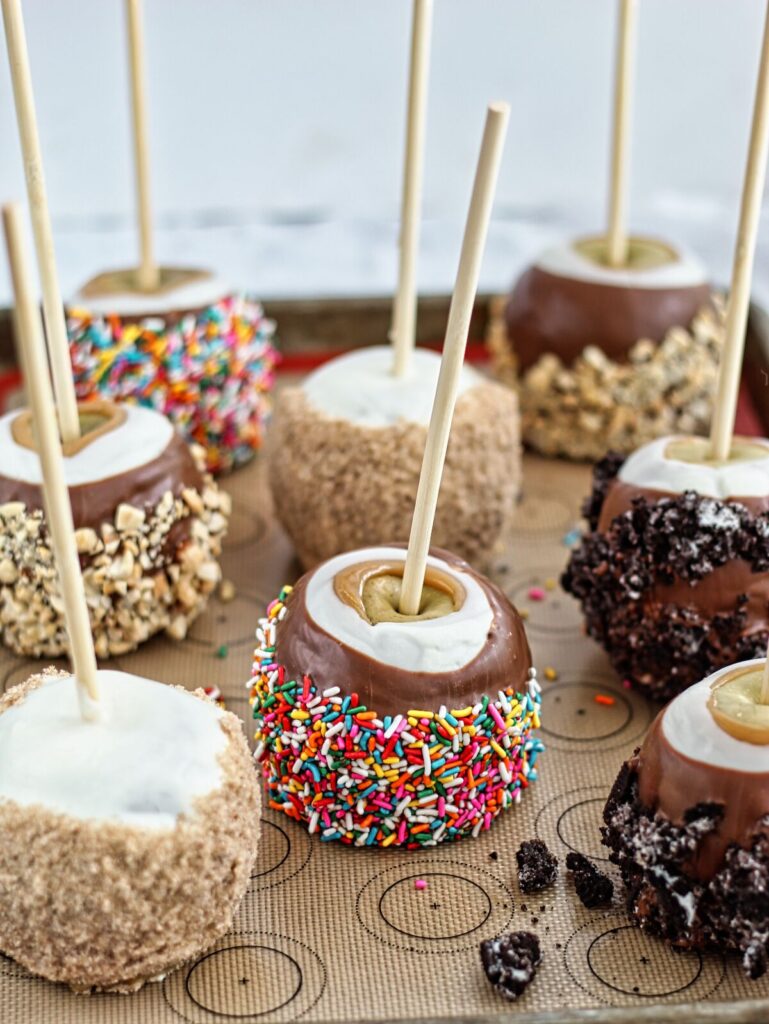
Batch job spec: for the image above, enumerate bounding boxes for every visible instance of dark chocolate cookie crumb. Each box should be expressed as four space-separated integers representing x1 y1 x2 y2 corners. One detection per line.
516 839 559 893
480 931 542 1001
566 852 614 908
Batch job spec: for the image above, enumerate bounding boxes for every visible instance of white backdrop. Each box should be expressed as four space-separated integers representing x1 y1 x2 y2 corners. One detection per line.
0 0 767 305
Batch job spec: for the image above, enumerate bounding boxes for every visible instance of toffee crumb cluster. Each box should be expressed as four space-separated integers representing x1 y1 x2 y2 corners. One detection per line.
488 299 725 460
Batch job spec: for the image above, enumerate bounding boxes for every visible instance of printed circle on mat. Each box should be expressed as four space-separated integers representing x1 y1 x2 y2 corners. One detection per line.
540 675 652 752
223 498 269 550
186 594 262 652
510 490 574 536
564 916 725 1005
356 860 514 953
535 785 612 864
163 933 327 1023
498 567 582 639
250 816 313 890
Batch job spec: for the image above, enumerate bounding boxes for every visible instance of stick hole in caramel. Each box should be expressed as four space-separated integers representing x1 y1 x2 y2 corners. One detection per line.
334 560 466 625
574 235 680 272
12 400 127 457
665 435 769 469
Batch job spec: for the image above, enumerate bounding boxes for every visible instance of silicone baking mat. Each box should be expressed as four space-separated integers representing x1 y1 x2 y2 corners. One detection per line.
1 439 768 1023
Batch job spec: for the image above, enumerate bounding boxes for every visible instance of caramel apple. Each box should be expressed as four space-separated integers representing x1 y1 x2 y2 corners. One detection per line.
603 659 769 979
0 668 260 991
66 267 277 475
268 345 521 570
562 435 769 700
0 400 229 658
248 545 543 848
490 236 724 461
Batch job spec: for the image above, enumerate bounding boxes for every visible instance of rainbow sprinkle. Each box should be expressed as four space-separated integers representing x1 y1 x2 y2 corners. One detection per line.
248 586 544 849
67 294 278 475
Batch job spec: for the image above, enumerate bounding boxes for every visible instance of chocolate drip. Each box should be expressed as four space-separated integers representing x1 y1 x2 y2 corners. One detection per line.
276 547 532 718
0 432 204 531
505 265 711 371
637 712 769 881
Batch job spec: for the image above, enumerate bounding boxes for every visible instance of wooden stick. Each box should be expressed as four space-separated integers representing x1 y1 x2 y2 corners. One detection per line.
400 103 510 615
2 204 100 721
710 0 769 462
391 0 433 377
125 0 158 292
1 0 80 443
606 0 637 268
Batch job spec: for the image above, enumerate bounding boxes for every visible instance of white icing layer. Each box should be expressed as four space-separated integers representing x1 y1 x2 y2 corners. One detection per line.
70 272 230 317
662 661 769 774
0 404 174 486
301 346 483 427
0 671 226 829
618 435 769 498
535 238 707 290
305 546 493 673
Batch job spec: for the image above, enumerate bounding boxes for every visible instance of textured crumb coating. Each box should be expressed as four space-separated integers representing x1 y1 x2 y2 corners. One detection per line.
562 454 769 701
488 299 725 461
267 380 521 571
603 755 769 979
0 669 261 992
0 445 230 659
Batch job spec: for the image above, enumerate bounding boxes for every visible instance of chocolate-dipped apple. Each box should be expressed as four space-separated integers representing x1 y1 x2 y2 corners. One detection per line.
253 104 543 848
488 0 726 460
249 545 542 847
490 236 724 461
562 435 769 700
66 268 277 476
603 659 769 979
0 400 229 658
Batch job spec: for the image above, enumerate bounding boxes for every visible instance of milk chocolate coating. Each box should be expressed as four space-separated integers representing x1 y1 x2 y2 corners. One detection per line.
598 479 769 531
636 711 769 881
276 547 532 718
598 479 769 630
505 265 711 371
0 432 204 531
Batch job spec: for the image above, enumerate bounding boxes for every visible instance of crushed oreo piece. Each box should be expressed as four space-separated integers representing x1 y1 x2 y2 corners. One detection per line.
516 839 558 893
480 931 542 1001
566 852 614 908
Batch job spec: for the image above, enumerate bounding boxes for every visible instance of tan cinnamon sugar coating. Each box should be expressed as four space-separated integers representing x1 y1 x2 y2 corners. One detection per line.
268 380 521 570
0 670 261 993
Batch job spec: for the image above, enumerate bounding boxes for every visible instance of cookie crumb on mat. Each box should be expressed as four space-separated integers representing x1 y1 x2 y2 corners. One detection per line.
566 852 613 908
480 931 542 1001
516 839 558 893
